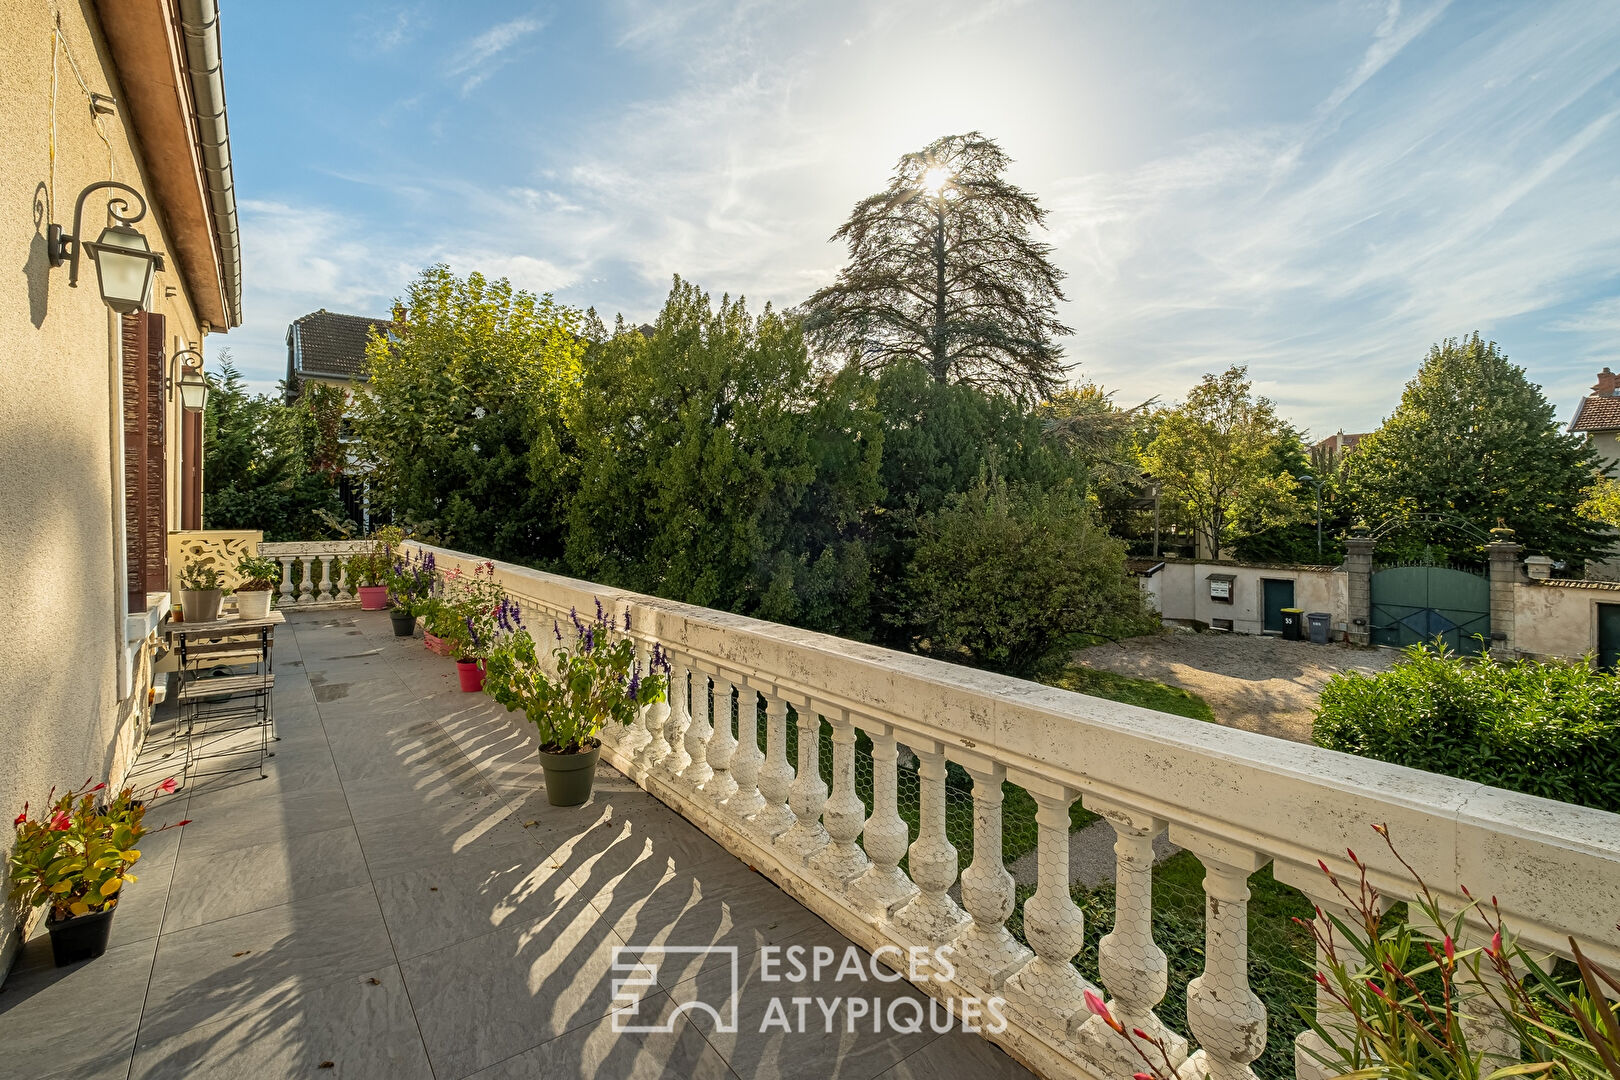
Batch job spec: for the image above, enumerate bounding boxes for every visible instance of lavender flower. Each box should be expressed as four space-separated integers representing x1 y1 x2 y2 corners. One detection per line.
627 661 642 701
623 609 631 631
583 626 595 653
594 598 606 625
553 619 563 643
570 607 584 635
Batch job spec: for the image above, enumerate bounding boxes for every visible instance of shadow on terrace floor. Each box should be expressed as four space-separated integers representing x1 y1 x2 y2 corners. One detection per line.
0 610 1034 1080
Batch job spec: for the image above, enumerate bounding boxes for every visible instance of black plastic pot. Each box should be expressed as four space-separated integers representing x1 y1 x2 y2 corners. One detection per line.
539 743 601 807
47 906 115 966
390 610 416 637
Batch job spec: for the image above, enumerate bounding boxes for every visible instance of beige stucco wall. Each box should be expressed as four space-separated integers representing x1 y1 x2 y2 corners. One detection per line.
1147 560 1348 637
0 0 209 977
1514 581 1618 662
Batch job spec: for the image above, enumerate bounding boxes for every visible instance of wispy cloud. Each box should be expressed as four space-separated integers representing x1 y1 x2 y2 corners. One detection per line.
447 13 546 94
228 0 1620 429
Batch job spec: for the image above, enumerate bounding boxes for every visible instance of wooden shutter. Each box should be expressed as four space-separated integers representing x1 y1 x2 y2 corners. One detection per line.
120 312 168 612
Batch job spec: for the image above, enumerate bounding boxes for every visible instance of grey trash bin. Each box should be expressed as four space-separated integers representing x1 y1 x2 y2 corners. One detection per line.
1306 612 1331 644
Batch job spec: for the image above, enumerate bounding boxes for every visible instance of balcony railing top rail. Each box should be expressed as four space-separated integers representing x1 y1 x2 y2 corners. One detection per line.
411 541 1620 1080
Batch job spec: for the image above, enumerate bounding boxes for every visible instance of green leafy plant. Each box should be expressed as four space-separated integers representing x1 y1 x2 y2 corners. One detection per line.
179 559 221 592
346 525 404 589
9 778 188 922
387 548 436 614
483 602 668 753
1314 643 1620 813
234 553 280 591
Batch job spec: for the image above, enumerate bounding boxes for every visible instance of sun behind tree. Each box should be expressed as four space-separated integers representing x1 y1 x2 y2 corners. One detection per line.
804 132 1072 402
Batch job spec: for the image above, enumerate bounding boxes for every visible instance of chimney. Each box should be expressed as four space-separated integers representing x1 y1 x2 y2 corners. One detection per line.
1594 367 1618 396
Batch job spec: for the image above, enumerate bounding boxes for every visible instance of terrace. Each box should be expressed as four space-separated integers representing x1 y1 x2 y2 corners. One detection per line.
3 539 1618 1080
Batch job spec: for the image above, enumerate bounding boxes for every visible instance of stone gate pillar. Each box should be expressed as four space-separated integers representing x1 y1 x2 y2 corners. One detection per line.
1485 528 1523 657
1344 535 1375 646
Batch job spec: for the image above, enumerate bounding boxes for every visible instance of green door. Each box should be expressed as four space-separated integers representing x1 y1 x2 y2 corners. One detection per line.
1598 604 1620 672
1262 579 1294 634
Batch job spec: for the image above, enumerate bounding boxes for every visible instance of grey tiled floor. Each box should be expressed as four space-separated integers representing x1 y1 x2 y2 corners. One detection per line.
0 610 1036 1080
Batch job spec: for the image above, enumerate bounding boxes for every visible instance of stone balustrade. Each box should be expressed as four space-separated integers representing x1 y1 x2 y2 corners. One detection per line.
413 542 1620 1080
258 540 375 607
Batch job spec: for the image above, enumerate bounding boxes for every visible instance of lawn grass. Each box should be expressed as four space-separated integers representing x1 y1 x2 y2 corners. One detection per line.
1047 663 1216 723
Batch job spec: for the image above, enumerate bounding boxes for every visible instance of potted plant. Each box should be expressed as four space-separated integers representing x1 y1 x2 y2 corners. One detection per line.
9 778 188 966
420 596 458 658
347 526 401 610
433 561 511 692
483 603 668 805
233 553 280 619
179 559 224 623
386 549 434 637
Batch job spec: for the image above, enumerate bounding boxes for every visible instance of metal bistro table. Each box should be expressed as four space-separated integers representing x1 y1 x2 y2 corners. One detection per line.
168 609 284 789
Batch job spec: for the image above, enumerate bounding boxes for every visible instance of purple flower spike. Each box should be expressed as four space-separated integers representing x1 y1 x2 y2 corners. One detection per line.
571 607 584 635
594 598 606 626
553 620 563 642
623 609 631 631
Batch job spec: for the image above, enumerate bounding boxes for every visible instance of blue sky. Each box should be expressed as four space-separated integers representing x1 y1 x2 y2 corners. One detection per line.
219 0 1620 435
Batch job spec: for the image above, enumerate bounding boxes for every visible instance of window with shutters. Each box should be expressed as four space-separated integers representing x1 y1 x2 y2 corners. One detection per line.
120 311 168 613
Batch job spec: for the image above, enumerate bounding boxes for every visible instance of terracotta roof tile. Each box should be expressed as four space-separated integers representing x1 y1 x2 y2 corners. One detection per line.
1571 395 1620 432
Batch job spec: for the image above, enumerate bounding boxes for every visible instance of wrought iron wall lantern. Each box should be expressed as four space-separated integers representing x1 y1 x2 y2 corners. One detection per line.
47 181 166 314
169 347 209 413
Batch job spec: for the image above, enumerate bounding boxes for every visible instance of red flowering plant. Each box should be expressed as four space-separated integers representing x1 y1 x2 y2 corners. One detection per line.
9 778 188 923
1099 824 1620 1080
438 561 515 662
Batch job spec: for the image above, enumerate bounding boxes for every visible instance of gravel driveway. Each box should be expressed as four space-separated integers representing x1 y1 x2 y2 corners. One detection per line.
1072 630 1403 743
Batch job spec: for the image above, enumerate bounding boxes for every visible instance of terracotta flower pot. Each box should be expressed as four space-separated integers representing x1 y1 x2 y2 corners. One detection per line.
456 659 485 693
424 632 454 657
538 743 601 806
47 906 115 966
358 585 388 610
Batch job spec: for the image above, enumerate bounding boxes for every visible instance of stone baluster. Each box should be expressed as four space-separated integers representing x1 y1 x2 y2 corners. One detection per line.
953 757 1032 991
681 671 713 791
1272 862 1391 1080
1004 780 1097 1041
298 557 317 604
317 555 335 603
612 637 651 764
1076 798 1187 1075
661 658 693 784
1171 829 1268 1080
334 557 350 602
891 739 968 954
1455 919 1526 1070
277 557 295 607
699 675 738 806
807 707 871 890
628 641 660 767
849 723 918 918
727 685 765 822
751 693 795 840
775 704 829 863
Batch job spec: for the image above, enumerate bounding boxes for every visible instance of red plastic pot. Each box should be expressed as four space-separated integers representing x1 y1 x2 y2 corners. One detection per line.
358 585 388 610
456 659 486 693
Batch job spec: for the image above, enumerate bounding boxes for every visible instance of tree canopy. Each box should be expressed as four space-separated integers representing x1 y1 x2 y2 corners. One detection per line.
804 132 1071 401
1140 366 1304 560
203 354 347 541
350 265 586 560
1343 334 1610 565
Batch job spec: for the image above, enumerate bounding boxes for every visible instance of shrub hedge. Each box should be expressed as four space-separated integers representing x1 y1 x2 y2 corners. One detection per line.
1313 644 1620 813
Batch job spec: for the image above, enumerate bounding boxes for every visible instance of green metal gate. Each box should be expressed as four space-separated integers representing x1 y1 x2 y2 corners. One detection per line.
1370 564 1490 654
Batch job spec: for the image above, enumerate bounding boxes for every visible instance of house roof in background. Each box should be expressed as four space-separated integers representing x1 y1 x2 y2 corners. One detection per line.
288 309 389 381
1571 395 1620 433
